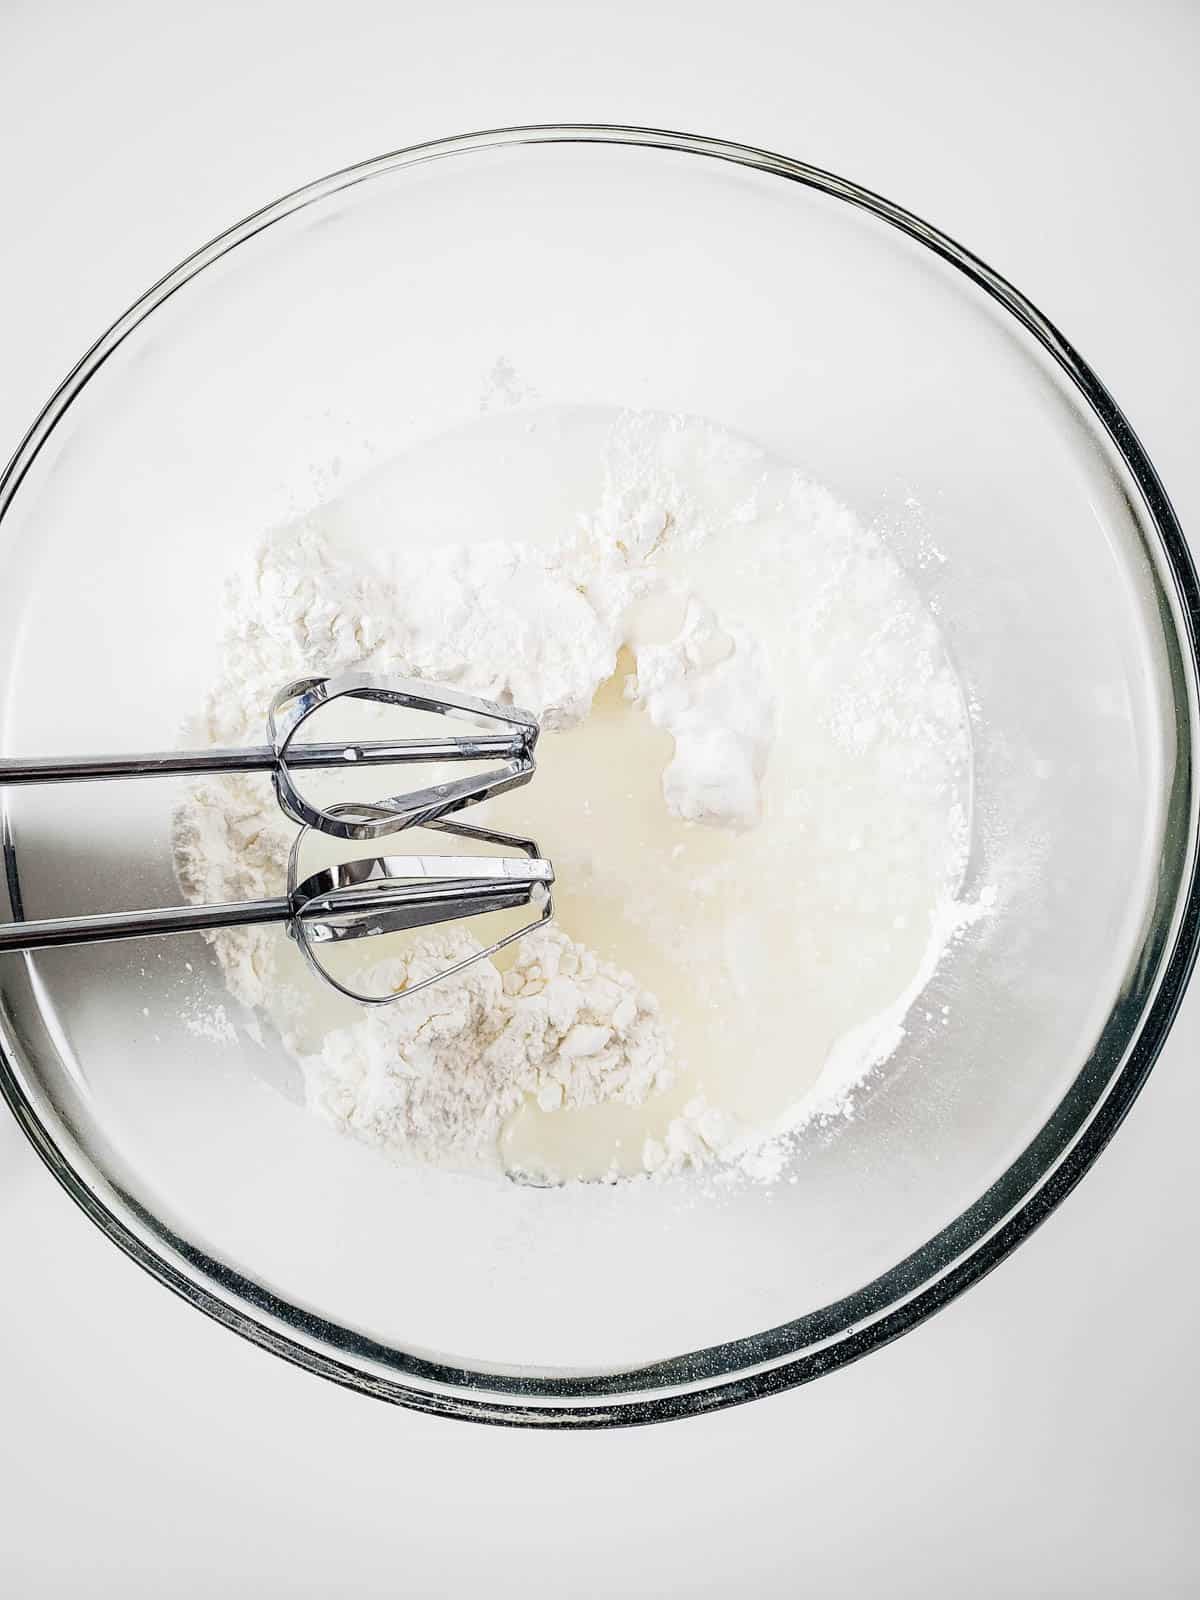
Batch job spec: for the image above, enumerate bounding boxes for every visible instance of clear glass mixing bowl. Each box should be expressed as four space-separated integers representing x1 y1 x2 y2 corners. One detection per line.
1 127 1196 1426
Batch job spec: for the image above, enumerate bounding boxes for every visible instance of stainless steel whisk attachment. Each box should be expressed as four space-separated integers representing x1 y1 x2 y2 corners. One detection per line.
266 673 539 839
5 672 539 833
286 815 553 1005
0 672 555 1005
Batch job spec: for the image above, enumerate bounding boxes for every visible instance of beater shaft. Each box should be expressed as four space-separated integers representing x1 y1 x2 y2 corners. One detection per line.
0 896 292 952
0 732 525 786
0 857 552 955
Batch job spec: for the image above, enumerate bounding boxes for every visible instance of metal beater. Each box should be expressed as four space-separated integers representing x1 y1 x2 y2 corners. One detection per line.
0 671 555 1004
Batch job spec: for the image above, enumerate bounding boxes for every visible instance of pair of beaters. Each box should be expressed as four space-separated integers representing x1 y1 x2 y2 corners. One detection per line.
0 673 554 1005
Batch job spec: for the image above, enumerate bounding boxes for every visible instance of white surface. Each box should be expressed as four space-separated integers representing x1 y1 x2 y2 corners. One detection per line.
2 1 1198 1593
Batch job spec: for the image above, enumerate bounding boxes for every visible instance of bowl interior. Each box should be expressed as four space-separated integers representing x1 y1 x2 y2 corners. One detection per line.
0 132 1193 1405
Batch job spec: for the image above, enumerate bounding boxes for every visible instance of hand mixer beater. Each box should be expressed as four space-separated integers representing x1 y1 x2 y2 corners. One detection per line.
0 672 555 1005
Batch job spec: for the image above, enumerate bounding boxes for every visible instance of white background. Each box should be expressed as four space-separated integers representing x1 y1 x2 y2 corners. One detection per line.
2 2 1198 1594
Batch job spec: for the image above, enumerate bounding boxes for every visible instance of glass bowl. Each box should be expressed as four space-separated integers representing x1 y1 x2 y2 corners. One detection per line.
1 126 1196 1427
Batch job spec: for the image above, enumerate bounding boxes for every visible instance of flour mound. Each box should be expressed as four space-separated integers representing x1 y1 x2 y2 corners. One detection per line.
304 927 674 1169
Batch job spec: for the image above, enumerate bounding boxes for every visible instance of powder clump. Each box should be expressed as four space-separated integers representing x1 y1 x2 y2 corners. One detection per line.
306 927 673 1169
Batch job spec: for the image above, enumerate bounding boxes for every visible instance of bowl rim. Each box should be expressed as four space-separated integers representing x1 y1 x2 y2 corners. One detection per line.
1 122 1198 1428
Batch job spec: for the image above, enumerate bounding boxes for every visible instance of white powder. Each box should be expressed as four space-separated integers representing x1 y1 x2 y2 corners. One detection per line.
307 926 673 1169
629 596 775 829
181 995 239 1046
175 408 978 1183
